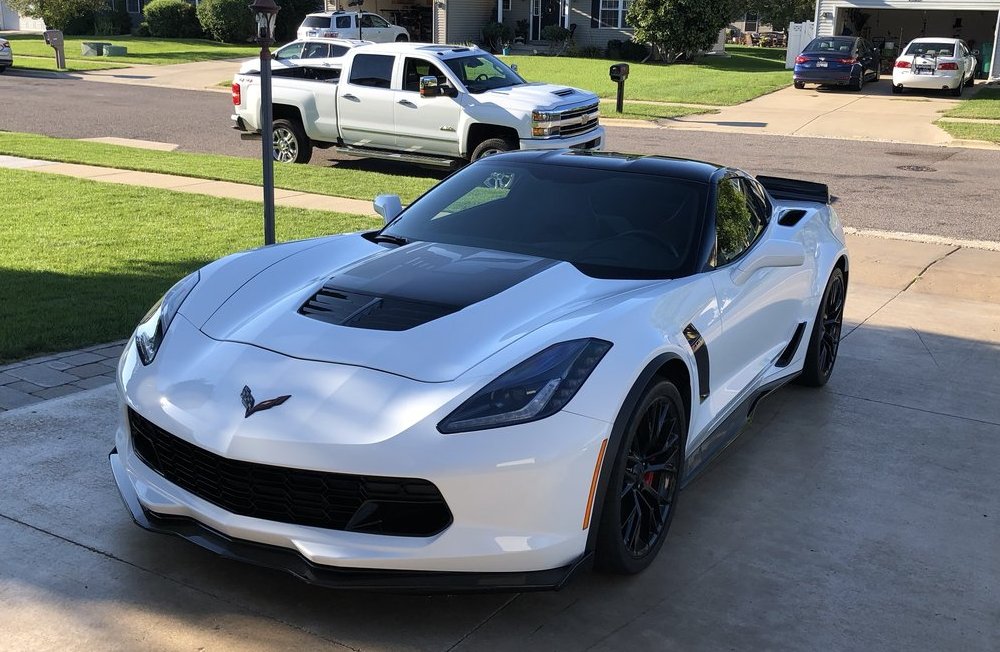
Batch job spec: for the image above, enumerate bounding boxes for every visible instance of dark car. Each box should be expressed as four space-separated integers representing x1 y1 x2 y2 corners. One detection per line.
793 36 880 91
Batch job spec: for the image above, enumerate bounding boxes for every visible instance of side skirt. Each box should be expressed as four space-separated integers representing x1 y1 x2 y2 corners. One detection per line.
680 373 798 488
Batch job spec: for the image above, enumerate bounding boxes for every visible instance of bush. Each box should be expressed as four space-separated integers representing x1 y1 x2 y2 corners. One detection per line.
94 0 133 35
274 0 321 43
606 38 648 61
198 0 255 42
575 45 605 58
143 0 201 37
481 21 513 53
134 21 151 36
62 8 97 35
540 24 569 44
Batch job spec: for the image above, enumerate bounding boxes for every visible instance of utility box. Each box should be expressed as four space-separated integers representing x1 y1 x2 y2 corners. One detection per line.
43 30 65 69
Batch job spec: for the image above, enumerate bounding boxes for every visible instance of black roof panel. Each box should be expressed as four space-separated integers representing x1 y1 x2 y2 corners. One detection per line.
491 150 724 182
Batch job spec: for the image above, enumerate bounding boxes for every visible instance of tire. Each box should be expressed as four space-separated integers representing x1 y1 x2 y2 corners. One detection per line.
966 74 974 88
892 84 903 94
794 81 805 89
872 68 880 82
849 72 863 92
0 66 6 74
395 34 408 42
796 267 846 388
595 380 686 575
950 77 963 97
272 118 311 164
470 136 516 162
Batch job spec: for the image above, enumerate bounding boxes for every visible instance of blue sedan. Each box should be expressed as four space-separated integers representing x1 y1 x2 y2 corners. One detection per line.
794 36 880 91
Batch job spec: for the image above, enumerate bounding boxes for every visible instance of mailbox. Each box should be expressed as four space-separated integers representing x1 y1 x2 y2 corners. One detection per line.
42 30 65 69
609 63 629 82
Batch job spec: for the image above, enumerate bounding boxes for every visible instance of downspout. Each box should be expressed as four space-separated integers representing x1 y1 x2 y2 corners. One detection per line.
813 0 821 38
991 10 1000 81
497 0 502 24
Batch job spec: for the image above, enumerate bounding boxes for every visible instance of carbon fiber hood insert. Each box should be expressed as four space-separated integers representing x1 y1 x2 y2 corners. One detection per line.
300 242 556 331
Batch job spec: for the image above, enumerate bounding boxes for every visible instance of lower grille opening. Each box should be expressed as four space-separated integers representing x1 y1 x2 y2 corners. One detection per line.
129 408 452 537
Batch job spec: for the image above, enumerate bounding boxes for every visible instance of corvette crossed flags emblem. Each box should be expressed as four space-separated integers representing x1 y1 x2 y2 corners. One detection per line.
240 385 291 418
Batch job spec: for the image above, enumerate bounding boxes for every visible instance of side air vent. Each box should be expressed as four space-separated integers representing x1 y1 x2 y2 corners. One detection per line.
775 322 807 367
683 323 710 402
552 88 576 96
778 209 808 227
300 286 459 331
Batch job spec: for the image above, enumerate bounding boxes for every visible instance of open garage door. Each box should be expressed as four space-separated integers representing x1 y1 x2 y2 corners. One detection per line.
326 0 433 41
831 7 1000 78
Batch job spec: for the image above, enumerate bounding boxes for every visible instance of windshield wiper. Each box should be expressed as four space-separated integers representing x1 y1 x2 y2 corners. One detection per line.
372 233 409 246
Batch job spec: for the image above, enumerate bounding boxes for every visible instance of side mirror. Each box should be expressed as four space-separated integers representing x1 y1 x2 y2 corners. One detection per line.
730 239 805 285
419 75 439 97
373 194 403 224
510 63 519 72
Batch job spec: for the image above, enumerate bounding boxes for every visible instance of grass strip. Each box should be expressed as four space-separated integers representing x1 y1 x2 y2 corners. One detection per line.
0 131 437 203
942 87 1000 120
599 103 718 121
0 167 378 361
3 34 260 66
10 54 127 72
936 120 1000 144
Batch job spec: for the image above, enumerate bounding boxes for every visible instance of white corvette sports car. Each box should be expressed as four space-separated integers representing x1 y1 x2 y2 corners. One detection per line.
110 150 849 591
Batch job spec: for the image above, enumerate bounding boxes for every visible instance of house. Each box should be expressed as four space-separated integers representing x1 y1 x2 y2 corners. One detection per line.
0 0 46 30
813 0 1000 80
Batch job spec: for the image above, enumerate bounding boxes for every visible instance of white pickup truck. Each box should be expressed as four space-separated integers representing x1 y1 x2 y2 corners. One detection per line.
231 42 605 166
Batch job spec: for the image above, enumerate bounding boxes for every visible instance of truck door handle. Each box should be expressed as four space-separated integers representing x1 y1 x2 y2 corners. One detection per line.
342 93 359 101
397 99 416 107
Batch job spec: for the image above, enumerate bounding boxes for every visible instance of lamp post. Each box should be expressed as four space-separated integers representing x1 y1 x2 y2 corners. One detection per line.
250 0 280 246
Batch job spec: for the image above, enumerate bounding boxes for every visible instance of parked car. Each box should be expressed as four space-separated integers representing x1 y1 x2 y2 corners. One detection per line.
0 38 13 73
232 43 604 166
110 149 849 591
238 38 369 74
793 36 880 91
297 11 408 43
892 37 977 96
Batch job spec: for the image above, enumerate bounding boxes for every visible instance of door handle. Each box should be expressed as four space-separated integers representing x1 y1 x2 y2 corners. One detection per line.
342 93 359 101
397 99 416 107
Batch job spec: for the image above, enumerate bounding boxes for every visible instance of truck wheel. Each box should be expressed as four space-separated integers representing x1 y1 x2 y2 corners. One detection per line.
395 34 408 42
470 137 515 162
272 118 311 164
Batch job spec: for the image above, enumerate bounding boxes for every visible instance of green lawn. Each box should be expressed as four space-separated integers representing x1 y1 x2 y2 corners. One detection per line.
936 120 1000 144
3 34 259 66
11 54 127 72
0 132 436 203
943 87 1000 120
599 102 717 121
505 46 791 106
0 168 378 361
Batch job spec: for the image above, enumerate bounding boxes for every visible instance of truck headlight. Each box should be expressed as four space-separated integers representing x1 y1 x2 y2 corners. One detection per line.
134 271 199 366
438 338 612 433
532 110 561 137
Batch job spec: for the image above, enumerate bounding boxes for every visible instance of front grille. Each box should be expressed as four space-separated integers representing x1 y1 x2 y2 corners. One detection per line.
558 102 600 137
300 286 459 331
129 409 452 537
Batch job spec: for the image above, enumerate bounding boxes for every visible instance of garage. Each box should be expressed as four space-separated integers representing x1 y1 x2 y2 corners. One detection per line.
814 0 1000 80
325 0 434 42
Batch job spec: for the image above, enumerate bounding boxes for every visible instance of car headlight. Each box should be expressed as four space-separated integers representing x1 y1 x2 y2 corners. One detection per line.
532 110 561 138
438 338 612 433
134 271 200 366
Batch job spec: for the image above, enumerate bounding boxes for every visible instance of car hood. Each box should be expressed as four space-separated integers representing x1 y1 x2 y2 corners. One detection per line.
474 82 598 112
198 235 650 382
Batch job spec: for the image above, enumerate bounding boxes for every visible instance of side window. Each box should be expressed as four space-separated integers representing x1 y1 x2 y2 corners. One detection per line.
301 43 329 59
330 44 350 57
402 57 447 92
348 54 394 88
360 14 375 28
274 43 304 60
371 15 390 28
714 177 764 266
335 15 352 28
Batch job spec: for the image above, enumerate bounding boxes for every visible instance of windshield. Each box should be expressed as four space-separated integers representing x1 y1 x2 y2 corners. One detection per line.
905 42 956 57
803 38 854 53
301 16 330 28
444 54 524 93
381 160 707 279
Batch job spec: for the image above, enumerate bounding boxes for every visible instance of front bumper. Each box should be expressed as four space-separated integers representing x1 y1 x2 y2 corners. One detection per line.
110 449 590 592
892 70 961 90
520 126 604 152
0 51 12 66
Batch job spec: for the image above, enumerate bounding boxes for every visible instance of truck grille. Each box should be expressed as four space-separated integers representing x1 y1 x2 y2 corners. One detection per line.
558 102 600 137
129 408 452 537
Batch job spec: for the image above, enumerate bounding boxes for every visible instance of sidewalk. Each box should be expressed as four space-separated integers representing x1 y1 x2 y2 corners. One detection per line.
0 154 375 216
15 58 246 93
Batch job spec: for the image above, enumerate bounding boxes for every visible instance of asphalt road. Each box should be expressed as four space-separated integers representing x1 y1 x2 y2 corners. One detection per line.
3 74 999 242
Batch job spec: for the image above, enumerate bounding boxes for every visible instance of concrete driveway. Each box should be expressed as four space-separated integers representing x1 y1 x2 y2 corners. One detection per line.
661 80 983 146
1 234 998 651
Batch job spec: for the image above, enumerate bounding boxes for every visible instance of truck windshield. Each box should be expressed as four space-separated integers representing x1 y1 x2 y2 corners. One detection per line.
380 159 707 279
444 54 524 93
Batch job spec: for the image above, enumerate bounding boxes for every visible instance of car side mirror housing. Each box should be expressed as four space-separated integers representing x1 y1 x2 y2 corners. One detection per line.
730 239 805 285
419 75 440 96
373 194 403 224
510 63 519 72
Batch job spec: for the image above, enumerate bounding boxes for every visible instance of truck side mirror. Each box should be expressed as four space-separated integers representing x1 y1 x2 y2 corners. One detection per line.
419 75 439 97
373 194 403 224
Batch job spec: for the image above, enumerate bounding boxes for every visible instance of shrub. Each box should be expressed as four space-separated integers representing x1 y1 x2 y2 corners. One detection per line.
94 0 133 35
134 21 151 36
143 0 201 37
198 0 255 42
607 38 649 61
62 8 97 35
274 0 321 43
576 45 605 58
481 21 513 53
540 24 569 44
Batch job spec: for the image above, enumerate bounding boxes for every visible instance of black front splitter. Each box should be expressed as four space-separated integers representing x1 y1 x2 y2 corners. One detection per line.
109 449 589 594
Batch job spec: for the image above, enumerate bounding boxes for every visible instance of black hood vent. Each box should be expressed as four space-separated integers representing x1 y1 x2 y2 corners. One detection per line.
552 88 576 97
300 287 459 331
298 242 556 331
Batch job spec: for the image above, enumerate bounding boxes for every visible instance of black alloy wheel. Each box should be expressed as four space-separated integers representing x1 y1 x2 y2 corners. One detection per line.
596 380 686 574
798 267 846 387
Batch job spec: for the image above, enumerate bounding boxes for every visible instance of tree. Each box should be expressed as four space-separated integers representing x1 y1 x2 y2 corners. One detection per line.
5 0 107 30
628 0 741 62
745 1 815 32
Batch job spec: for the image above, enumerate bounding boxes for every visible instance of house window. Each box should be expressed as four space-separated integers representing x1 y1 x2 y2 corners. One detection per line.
744 11 759 33
599 0 629 29
503 0 511 10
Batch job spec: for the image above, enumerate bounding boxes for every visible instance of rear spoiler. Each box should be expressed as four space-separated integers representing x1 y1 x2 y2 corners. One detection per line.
756 175 830 205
